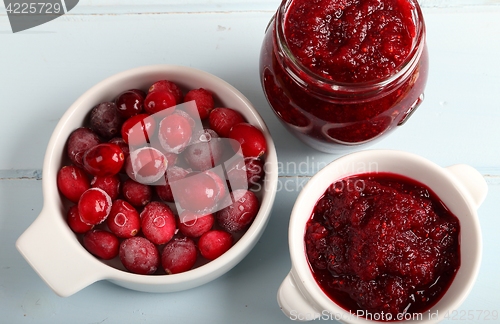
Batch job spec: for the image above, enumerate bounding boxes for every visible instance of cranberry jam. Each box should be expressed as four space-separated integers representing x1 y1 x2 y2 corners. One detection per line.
260 0 428 153
305 173 460 320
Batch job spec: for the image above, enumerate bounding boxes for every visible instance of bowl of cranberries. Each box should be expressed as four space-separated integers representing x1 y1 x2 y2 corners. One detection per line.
279 150 486 323
16 64 278 297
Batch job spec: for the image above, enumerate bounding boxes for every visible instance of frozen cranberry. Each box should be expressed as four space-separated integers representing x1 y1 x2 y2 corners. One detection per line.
183 129 224 171
140 201 176 245
57 165 90 203
216 189 259 232
229 123 267 158
164 152 178 169
89 102 123 139
161 237 197 274
121 178 152 207
91 174 120 200
149 80 184 104
67 205 93 233
184 88 214 120
115 89 144 118
198 230 233 260
226 157 265 190
209 107 245 138
119 237 159 275
155 166 190 202
121 113 156 146
144 90 176 115
204 169 227 201
66 127 101 168
178 211 214 238
125 147 168 184
158 112 193 154
107 199 141 238
83 229 119 260
171 172 220 213
108 137 130 160
78 188 112 225
82 143 125 177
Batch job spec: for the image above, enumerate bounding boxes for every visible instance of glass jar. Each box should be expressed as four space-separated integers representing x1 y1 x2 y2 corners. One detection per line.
260 0 429 153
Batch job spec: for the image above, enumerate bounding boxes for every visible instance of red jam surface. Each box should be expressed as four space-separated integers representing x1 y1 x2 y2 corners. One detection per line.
305 173 460 320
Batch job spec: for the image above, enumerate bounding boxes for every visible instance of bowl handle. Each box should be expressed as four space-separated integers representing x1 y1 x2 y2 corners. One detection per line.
16 208 106 297
446 164 488 209
277 271 320 321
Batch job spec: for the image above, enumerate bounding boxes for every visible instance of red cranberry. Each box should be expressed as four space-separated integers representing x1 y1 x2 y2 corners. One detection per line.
209 107 245 138
171 172 220 213
161 237 197 274
119 237 159 275
149 80 184 104
91 174 121 200
226 157 265 190
198 230 233 260
57 165 90 203
83 229 119 260
78 188 112 225
66 127 101 168
184 88 214 120
82 143 125 177
121 113 156 146
125 147 168 184
89 102 123 139
178 211 214 238
107 199 141 238
229 123 267 158
140 201 176 245
115 89 144 118
108 137 130 160
67 205 94 234
204 169 227 201
183 129 224 171
144 90 176 115
121 178 152 207
155 166 190 202
216 189 259 232
158 112 193 154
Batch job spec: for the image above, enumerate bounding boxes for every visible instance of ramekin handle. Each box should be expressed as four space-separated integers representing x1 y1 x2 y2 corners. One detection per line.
16 208 106 297
446 164 488 209
277 271 320 321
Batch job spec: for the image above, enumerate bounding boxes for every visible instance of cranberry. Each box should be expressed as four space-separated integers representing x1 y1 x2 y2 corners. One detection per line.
198 230 233 260
121 113 156 146
226 157 265 190
183 88 214 120
121 178 152 207
66 127 101 168
171 172 220 213
67 205 93 234
107 199 141 238
89 102 123 139
229 123 267 158
216 189 259 232
155 166 190 202
125 147 168 184
83 229 119 260
57 165 90 203
209 107 245 138
149 80 184 104
183 129 224 171
158 112 193 154
119 236 159 275
78 188 112 225
204 169 227 202
90 174 121 200
82 143 125 177
140 201 176 245
115 89 144 118
108 137 130 160
161 237 198 274
178 211 214 238
144 90 176 115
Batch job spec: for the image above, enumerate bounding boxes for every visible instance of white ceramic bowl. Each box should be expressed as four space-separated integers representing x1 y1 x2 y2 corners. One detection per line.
16 65 278 297
278 150 487 323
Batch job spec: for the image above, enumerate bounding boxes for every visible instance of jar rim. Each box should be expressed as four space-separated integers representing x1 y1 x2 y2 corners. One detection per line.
274 0 426 95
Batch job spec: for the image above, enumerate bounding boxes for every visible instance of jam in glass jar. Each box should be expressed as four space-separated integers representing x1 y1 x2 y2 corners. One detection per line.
260 0 429 153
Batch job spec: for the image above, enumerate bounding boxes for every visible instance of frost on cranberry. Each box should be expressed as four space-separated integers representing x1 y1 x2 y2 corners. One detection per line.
149 80 184 104
216 189 259 233
170 172 220 214
183 128 224 171
121 178 152 207
198 230 233 261
161 237 198 274
178 211 214 238
140 201 176 245
158 112 193 154
57 165 90 203
209 107 245 138
125 147 168 184
107 199 141 238
155 166 190 202
82 143 125 177
91 175 121 200
67 205 93 234
83 229 119 260
90 102 124 139
66 127 101 168
184 88 214 120
119 237 159 275
78 188 113 225
226 157 265 190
